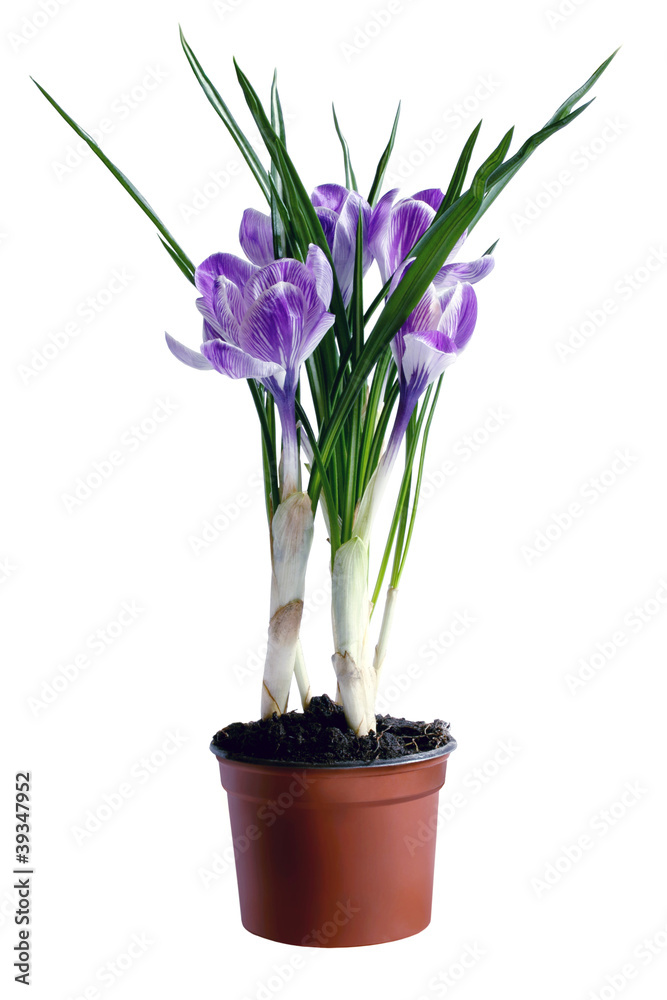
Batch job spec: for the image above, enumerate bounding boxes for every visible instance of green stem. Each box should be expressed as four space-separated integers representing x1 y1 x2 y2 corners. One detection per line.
248 381 280 514
370 384 434 610
394 376 443 585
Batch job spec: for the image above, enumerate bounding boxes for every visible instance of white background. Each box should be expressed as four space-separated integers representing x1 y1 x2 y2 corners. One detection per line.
2 0 666 997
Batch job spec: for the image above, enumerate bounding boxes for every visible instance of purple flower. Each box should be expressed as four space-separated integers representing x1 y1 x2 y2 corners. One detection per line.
354 277 479 541
166 245 335 496
383 279 478 469
239 184 373 307
395 281 476 395
368 187 495 289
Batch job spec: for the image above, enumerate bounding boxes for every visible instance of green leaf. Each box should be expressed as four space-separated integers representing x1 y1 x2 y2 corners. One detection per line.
32 77 196 284
364 377 399 489
157 236 196 283
394 374 443 584
179 28 271 203
370 384 434 608
357 348 393 496
470 103 590 228
232 58 351 355
269 73 287 259
332 105 358 191
368 102 401 207
340 210 366 542
248 380 280 514
312 50 618 496
295 400 341 554
470 48 620 229
437 119 482 217
470 126 514 199
547 47 619 125
350 207 365 362
363 126 510 359
270 70 287 144
362 277 392 328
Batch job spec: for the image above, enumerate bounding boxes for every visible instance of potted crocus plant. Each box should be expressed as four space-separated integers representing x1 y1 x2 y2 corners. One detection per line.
35 34 617 947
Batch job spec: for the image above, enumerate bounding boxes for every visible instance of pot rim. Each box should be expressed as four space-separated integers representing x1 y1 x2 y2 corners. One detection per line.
209 736 457 770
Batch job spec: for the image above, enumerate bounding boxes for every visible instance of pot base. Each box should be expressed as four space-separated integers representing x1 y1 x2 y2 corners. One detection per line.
213 741 456 947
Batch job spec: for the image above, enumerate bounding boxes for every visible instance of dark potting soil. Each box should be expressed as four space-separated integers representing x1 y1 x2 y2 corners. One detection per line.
212 694 452 764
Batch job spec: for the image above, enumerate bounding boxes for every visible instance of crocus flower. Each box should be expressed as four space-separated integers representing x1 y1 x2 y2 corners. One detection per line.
386 280 478 464
353 185 494 537
369 187 495 290
166 244 335 497
240 183 373 306
354 278 478 541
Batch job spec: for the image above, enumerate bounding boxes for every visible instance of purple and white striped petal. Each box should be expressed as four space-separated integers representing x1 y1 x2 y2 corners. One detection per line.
195 253 258 303
387 257 414 298
305 244 334 311
196 292 242 347
202 319 220 343
401 330 459 395
437 282 478 350
244 258 321 314
239 208 275 267
368 188 399 283
334 197 373 305
195 297 226 341
386 198 435 278
297 307 336 365
412 188 444 212
212 278 246 345
312 187 373 306
391 277 441 368
434 254 495 290
200 339 285 380
311 183 350 215
401 283 442 334
165 332 214 370
445 230 468 263
313 207 337 250
238 282 307 372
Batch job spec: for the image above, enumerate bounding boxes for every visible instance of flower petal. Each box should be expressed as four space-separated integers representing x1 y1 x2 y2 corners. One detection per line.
412 188 444 212
238 282 306 371
391 275 439 375
401 330 458 393
201 339 284 380
444 230 468 263
437 282 478 350
244 258 320 314
311 183 349 214
387 257 415 298
165 332 214 370
403 284 442 334
298 308 336 362
331 193 373 305
196 295 242 345
368 188 399 283
195 253 257 301
239 208 275 267
387 198 435 275
202 319 220 343
314 206 337 249
305 244 334 309
435 254 495 289
195 297 225 340
212 278 245 345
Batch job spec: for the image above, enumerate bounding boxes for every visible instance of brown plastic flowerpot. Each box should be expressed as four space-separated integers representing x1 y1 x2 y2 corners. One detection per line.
210 739 457 947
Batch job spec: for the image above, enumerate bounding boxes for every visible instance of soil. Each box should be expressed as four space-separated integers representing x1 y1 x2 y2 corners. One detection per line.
212 694 452 765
